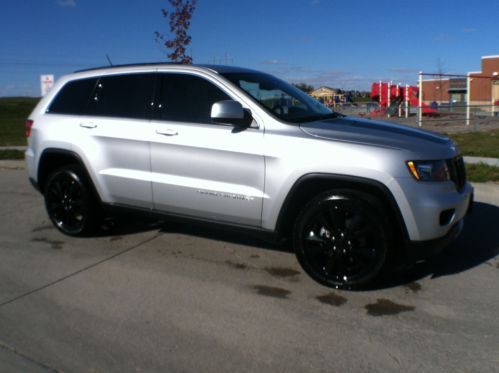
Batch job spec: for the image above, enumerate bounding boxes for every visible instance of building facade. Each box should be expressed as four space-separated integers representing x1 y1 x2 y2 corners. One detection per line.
422 55 499 107
309 87 345 105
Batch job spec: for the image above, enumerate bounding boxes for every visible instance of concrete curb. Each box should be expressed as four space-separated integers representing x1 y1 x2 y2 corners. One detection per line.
463 156 499 167
0 160 25 170
0 146 27 151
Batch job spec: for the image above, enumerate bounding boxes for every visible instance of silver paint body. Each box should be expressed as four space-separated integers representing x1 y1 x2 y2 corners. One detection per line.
26 65 473 242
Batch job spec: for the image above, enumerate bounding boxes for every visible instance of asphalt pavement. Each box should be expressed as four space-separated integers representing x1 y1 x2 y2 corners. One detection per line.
0 165 498 372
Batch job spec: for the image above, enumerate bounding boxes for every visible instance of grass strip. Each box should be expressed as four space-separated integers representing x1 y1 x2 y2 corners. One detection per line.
0 97 38 146
466 163 499 183
0 149 25 160
449 130 499 158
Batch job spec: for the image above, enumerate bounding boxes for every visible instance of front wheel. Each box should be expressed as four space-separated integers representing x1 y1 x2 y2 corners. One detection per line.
293 190 389 289
44 165 99 236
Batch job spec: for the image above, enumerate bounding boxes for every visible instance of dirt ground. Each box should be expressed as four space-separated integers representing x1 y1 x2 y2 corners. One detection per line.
339 105 499 134
385 115 499 134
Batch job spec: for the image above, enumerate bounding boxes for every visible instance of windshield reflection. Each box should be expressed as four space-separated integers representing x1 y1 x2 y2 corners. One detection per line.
221 72 338 123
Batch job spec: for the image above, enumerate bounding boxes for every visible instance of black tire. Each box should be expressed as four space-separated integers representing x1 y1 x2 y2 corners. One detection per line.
293 190 389 289
43 164 99 236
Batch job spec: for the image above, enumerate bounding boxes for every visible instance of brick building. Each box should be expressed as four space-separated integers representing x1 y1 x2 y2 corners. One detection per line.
422 55 499 106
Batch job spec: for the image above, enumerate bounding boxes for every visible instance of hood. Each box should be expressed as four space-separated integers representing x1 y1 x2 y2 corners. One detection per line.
299 116 452 152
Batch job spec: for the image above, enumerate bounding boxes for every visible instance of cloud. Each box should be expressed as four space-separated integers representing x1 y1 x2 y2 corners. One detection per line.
312 0 321 5
262 64 373 90
0 83 37 97
462 27 476 33
57 0 76 7
388 67 420 74
261 59 288 65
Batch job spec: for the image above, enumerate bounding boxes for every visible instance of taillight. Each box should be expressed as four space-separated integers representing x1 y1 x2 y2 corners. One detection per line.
25 119 34 138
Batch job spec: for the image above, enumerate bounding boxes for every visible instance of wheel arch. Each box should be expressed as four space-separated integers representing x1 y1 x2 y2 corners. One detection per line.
37 148 101 202
275 173 409 246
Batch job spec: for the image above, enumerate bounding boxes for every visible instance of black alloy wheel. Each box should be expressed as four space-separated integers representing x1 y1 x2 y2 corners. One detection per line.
44 165 97 236
293 190 388 289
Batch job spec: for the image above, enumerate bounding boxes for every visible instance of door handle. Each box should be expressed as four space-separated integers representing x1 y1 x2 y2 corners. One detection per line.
80 122 97 129
156 128 178 136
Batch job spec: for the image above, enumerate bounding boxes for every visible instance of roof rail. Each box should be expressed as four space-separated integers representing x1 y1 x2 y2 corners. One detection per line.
74 62 179 73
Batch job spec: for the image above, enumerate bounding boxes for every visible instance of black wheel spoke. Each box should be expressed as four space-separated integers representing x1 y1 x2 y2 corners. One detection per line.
304 231 327 245
351 247 377 261
323 255 337 275
44 167 93 235
345 214 363 234
317 212 334 233
327 205 344 231
296 192 387 288
333 254 347 278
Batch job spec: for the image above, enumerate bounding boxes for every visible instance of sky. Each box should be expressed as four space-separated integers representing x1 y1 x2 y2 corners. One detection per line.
1 0 498 96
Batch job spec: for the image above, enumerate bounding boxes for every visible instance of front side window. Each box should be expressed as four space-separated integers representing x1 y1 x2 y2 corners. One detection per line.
47 77 97 115
89 74 155 120
221 72 335 123
155 74 231 124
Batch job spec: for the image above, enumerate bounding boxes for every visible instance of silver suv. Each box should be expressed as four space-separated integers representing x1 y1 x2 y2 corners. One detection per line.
26 64 473 288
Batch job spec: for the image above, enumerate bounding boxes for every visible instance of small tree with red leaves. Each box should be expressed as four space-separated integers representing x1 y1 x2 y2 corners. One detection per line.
155 0 197 64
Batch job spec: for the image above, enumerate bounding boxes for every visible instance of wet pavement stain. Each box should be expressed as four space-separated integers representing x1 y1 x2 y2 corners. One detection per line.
109 236 123 242
404 282 422 293
31 237 64 250
265 267 300 278
251 285 291 299
316 292 347 307
365 299 415 316
31 225 54 233
225 260 248 270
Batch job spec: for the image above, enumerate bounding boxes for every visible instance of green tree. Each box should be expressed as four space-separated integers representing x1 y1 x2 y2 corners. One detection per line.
293 83 314 93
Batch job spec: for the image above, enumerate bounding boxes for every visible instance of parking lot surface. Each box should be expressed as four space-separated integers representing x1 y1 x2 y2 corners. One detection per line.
0 166 498 372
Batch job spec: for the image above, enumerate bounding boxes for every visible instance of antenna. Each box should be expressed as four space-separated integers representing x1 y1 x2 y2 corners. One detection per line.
105 54 113 66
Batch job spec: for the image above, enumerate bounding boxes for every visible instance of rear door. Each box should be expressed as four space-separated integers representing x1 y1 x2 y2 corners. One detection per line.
149 72 265 227
76 73 155 208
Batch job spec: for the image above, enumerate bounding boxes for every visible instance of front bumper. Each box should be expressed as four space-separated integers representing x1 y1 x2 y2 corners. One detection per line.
405 189 473 261
406 219 463 261
390 177 474 242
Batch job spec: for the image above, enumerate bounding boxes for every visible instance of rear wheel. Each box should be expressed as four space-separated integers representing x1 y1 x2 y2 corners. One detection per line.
44 165 99 236
293 190 388 289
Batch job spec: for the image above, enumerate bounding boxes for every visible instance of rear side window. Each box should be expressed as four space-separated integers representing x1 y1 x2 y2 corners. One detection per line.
156 74 230 123
47 78 97 115
89 74 155 120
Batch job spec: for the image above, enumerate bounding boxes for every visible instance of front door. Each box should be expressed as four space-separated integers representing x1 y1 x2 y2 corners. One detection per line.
150 73 265 227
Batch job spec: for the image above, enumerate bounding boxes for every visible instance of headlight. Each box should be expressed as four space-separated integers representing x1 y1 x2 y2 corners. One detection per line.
406 160 450 181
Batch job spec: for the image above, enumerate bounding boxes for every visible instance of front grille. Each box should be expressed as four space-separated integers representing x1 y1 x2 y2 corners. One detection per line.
447 156 466 192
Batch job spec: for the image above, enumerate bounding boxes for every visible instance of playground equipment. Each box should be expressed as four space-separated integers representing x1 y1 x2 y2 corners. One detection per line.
370 81 437 118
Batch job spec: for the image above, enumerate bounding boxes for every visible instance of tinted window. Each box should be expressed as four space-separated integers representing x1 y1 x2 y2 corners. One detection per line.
47 78 97 115
156 74 230 123
89 74 155 119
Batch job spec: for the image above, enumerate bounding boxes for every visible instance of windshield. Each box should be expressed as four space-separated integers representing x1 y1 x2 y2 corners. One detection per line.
221 72 337 123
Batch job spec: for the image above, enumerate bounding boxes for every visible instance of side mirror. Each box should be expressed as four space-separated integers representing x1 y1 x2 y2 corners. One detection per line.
211 100 252 127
